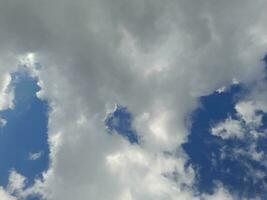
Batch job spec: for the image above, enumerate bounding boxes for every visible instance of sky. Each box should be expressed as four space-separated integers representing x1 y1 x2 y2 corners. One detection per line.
1 0 267 200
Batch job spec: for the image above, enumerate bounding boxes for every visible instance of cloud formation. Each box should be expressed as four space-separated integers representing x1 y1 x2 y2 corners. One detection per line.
1 0 267 199
0 188 16 200
0 73 14 111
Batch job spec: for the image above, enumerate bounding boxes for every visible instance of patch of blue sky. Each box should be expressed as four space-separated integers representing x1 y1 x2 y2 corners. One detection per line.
0 66 49 188
104 82 267 198
183 74 267 198
105 105 139 144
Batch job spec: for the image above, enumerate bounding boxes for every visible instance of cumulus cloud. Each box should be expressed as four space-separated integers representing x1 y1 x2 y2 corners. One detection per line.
0 170 29 200
202 186 236 200
211 117 244 139
0 188 16 200
0 170 41 200
212 91 267 140
1 0 267 199
7 170 26 196
0 73 14 111
235 101 267 128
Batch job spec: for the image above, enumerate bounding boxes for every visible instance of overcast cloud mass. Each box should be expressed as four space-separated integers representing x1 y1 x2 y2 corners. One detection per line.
1 0 267 199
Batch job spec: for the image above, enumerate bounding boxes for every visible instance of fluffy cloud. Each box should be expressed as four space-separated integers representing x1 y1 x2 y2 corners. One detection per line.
1 0 267 199
0 170 28 200
0 170 40 200
0 73 14 111
0 188 16 200
211 117 244 139
7 170 26 196
202 187 236 200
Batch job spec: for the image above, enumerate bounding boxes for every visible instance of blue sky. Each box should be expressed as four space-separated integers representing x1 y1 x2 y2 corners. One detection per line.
105 105 139 144
105 67 267 199
183 84 266 198
0 67 49 197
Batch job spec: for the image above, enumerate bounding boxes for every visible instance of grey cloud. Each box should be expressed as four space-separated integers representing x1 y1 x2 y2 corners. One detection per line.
1 0 267 199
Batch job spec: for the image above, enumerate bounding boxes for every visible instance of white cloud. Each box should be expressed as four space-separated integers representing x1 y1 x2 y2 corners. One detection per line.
1 170 41 200
1 0 267 199
0 187 16 200
211 117 244 139
0 73 14 111
235 101 266 127
28 151 43 161
0 171 29 200
202 186 236 200
7 170 26 196
212 83 267 140
212 76 267 189
0 117 7 128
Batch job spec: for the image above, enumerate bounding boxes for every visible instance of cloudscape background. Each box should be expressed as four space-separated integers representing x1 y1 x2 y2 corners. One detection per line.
1 0 267 199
